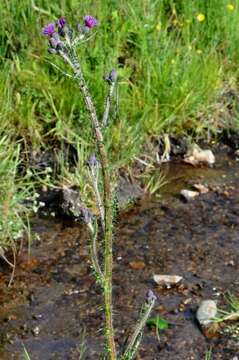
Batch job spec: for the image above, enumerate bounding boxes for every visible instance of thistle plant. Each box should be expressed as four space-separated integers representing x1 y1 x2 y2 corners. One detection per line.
41 15 156 359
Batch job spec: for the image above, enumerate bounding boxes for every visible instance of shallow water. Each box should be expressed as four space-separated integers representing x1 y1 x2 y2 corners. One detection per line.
0 147 239 359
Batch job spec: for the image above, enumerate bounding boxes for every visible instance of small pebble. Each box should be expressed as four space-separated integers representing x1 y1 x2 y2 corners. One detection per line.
32 326 40 336
32 314 43 320
196 299 217 326
180 189 199 201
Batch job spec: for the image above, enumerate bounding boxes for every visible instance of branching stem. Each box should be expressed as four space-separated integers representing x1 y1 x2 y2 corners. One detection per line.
88 166 105 230
122 297 156 359
87 221 104 280
62 50 117 360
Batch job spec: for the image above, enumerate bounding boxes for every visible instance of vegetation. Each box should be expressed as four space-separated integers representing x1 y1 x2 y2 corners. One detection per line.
0 136 32 284
0 2 238 358
216 293 239 340
0 0 239 291
31 12 156 359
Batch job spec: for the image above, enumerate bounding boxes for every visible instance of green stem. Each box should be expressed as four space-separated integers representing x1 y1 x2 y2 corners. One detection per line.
122 298 155 359
68 52 117 360
102 81 115 127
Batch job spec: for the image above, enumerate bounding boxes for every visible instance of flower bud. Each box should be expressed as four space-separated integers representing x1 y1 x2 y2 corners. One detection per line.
85 154 98 168
80 207 92 224
49 33 62 49
104 69 117 84
48 47 57 54
57 17 65 29
145 290 157 304
77 23 89 36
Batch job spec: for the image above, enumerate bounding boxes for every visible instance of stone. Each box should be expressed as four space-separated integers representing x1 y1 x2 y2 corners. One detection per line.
196 300 217 326
180 189 199 201
184 144 215 167
153 274 183 286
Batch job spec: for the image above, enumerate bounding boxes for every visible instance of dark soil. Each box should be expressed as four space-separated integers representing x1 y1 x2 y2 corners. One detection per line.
0 147 239 360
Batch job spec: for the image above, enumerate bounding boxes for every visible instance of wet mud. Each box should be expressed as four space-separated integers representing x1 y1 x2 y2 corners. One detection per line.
0 147 239 359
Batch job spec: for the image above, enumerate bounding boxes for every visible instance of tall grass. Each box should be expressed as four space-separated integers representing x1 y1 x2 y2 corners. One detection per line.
0 0 239 251
0 136 32 280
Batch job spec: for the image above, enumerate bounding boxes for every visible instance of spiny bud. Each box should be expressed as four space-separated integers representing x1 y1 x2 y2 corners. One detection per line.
85 154 98 168
104 69 117 84
145 290 157 304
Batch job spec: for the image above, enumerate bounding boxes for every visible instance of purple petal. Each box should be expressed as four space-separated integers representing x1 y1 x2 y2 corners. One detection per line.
83 15 98 29
42 22 55 36
57 17 65 29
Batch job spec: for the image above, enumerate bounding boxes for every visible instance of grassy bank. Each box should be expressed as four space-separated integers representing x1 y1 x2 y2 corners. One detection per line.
0 0 239 251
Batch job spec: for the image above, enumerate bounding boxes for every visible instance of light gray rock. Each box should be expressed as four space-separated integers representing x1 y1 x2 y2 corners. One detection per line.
180 189 199 201
184 144 215 167
196 299 217 326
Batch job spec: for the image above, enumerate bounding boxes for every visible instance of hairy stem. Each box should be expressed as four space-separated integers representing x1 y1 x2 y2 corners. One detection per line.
88 166 105 230
122 297 156 359
102 82 115 127
65 51 117 360
87 221 104 280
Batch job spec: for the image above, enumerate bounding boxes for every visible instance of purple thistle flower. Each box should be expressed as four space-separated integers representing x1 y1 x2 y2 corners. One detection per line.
42 23 55 36
83 15 98 29
57 17 65 29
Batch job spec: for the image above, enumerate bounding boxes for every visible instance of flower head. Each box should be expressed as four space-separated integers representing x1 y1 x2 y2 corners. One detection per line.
83 15 98 29
57 17 65 28
42 23 55 36
196 13 205 22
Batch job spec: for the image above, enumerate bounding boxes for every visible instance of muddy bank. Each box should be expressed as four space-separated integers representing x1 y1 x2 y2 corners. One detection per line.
0 148 239 359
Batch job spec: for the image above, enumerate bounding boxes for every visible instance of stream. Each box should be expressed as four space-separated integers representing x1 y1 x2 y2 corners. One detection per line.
0 147 239 359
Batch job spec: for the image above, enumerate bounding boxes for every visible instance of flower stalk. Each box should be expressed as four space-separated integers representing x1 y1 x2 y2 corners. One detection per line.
41 16 155 360
68 51 117 360
102 69 117 126
121 291 157 359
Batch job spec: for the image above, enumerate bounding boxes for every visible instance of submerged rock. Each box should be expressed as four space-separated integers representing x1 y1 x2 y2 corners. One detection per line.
184 144 215 167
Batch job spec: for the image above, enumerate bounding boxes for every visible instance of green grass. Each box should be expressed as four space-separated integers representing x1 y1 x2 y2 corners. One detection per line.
0 135 32 274
216 293 239 322
22 345 31 360
0 0 239 251
211 293 239 344
205 347 212 360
